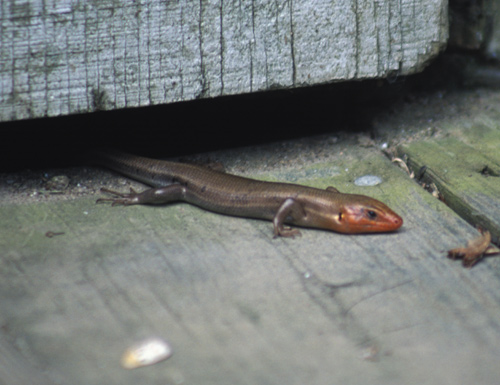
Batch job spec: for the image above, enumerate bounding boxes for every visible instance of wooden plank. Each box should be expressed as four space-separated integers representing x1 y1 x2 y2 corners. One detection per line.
397 123 500 244
0 0 448 122
2 137 500 384
0 335 58 385
449 0 500 59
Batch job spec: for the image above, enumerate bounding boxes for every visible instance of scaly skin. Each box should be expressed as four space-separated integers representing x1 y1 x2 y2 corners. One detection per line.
94 150 403 237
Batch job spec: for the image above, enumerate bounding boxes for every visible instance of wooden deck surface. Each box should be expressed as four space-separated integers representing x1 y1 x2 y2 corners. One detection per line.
1 88 500 384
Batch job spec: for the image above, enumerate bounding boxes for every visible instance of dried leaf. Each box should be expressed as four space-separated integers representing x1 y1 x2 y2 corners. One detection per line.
391 157 414 178
447 231 497 268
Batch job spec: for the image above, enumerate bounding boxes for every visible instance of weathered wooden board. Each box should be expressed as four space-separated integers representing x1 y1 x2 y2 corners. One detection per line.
0 0 448 122
397 116 500 244
0 334 58 385
1 136 500 385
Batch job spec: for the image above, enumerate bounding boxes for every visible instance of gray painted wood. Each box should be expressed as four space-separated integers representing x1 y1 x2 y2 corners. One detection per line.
0 0 448 122
1 131 500 384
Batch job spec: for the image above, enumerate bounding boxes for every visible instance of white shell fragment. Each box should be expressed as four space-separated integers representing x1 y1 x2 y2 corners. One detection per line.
354 175 383 187
121 338 172 369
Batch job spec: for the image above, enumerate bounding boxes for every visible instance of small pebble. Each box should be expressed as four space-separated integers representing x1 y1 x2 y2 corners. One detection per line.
354 175 383 187
121 338 172 369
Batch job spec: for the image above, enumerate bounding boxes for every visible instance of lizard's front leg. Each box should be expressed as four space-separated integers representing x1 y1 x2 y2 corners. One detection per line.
273 198 306 238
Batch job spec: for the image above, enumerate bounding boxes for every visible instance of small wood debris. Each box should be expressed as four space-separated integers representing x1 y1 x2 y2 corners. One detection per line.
357 134 376 148
391 157 414 178
423 182 445 202
447 230 499 268
45 231 65 238
44 175 70 191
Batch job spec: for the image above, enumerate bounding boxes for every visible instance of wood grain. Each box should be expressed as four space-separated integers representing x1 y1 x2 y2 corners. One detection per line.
1 142 499 384
0 0 448 121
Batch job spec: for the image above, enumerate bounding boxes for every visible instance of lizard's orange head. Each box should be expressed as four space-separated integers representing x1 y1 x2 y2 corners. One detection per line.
331 195 403 234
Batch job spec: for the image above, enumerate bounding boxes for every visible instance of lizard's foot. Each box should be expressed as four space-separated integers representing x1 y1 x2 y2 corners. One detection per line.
96 188 142 206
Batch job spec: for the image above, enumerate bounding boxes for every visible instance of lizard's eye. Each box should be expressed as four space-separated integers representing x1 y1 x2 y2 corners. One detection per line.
366 210 377 220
